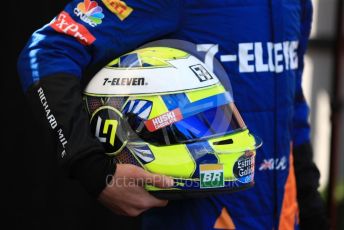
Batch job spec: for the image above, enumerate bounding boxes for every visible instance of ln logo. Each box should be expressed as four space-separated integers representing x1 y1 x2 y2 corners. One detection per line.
95 117 118 146
200 164 224 189
90 106 125 155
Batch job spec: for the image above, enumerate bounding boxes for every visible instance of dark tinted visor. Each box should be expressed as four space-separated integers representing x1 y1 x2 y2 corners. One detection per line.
125 92 246 145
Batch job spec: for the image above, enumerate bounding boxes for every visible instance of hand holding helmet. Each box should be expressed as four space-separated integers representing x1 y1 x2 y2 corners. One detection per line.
98 164 173 216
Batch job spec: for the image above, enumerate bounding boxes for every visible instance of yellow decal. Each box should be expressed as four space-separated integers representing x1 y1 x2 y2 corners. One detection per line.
102 0 133 21
103 119 118 146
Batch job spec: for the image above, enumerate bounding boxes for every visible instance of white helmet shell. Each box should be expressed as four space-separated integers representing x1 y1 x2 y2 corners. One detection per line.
84 54 219 96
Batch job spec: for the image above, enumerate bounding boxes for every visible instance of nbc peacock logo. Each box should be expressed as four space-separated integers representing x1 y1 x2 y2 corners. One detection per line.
74 0 105 27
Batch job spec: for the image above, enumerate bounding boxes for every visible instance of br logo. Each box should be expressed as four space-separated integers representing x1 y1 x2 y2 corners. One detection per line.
90 106 127 155
200 164 224 189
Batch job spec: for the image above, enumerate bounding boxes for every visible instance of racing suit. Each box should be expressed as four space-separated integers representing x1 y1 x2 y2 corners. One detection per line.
18 0 327 229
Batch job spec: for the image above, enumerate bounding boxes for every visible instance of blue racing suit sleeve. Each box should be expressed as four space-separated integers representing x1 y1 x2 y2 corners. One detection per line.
17 0 181 197
18 0 182 92
293 1 329 229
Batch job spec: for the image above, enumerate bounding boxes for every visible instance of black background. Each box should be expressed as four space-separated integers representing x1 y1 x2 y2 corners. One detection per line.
5 1 138 229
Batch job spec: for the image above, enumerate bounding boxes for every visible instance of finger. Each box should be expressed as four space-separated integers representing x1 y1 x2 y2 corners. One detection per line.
135 189 169 209
124 164 174 188
139 198 168 211
152 199 169 207
140 171 174 188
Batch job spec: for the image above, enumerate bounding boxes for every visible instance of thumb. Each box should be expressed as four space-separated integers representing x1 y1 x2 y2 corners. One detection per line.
141 170 174 189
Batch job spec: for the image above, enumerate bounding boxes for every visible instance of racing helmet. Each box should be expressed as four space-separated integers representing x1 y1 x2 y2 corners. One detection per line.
83 47 262 199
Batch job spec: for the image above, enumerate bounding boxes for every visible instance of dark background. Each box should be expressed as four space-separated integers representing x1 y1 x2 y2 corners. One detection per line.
5 1 138 229
4 1 344 229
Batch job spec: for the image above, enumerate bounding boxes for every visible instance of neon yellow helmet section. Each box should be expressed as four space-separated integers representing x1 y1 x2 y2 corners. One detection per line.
108 47 189 68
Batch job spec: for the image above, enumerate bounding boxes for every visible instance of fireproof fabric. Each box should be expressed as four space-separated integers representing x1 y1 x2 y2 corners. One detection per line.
18 0 327 229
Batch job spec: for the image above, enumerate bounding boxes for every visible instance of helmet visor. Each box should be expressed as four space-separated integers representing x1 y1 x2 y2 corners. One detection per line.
170 102 245 143
125 92 246 146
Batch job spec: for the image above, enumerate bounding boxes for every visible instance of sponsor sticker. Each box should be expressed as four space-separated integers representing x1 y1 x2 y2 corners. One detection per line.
102 0 133 21
190 64 214 82
144 108 183 132
259 156 287 171
74 0 104 27
51 11 96 45
90 106 126 154
233 151 255 183
200 164 224 189
103 77 146 86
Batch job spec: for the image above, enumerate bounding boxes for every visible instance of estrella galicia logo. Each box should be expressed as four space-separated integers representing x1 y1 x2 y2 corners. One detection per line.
190 64 214 82
74 0 105 27
233 151 255 183
90 106 126 155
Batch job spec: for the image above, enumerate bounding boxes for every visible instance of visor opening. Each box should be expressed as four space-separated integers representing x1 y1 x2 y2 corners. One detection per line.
213 139 233 145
